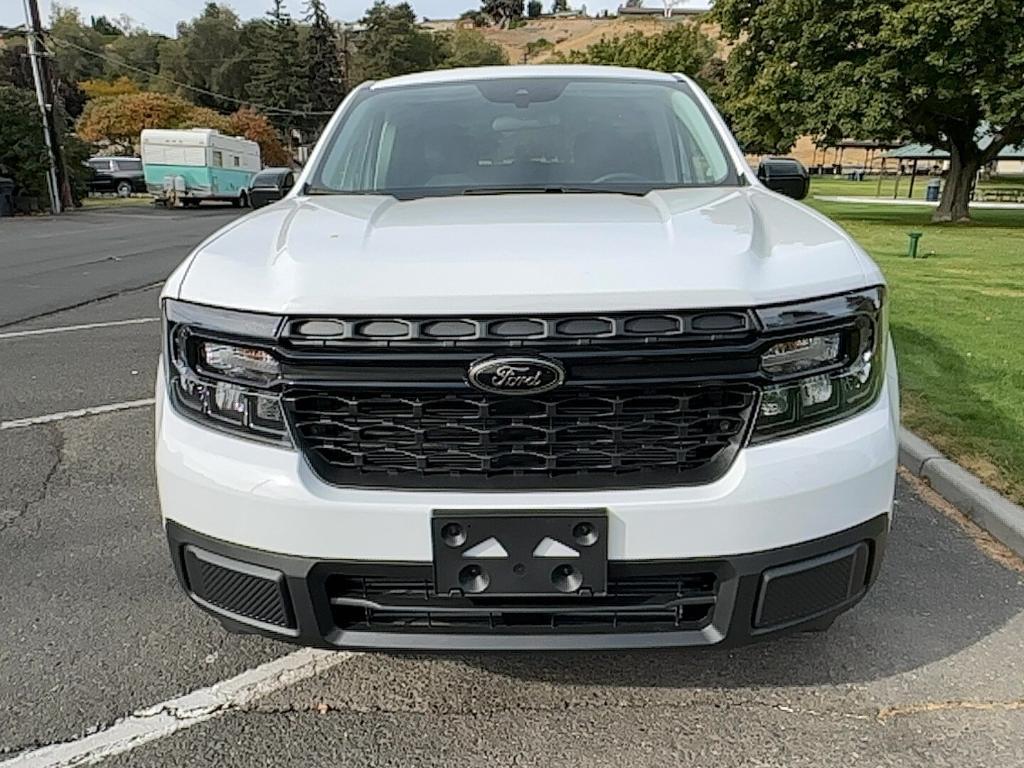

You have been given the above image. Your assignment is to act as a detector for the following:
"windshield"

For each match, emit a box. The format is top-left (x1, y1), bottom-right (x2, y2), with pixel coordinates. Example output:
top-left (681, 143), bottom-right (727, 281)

top-left (308, 77), bottom-right (738, 199)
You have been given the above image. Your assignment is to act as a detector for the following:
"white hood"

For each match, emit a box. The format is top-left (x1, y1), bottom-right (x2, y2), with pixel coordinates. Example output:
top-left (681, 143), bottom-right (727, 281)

top-left (173, 187), bottom-right (880, 314)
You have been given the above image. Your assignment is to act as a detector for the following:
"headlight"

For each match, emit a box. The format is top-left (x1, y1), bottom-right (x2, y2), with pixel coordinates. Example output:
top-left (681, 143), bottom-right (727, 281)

top-left (760, 333), bottom-right (841, 375)
top-left (163, 300), bottom-right (290, 444)
top-left (751, 287), bottom-right (887, 443)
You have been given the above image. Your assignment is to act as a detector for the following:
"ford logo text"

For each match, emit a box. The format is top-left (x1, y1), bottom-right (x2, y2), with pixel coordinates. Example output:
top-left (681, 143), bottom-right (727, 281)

top-left (467, 357), bottom-right (566, 395)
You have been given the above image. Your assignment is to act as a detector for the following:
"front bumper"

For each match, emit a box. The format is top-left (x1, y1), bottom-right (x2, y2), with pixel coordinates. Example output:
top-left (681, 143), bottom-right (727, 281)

top-left (167, 513), bottom-right (888, 649)
top-left (156, 364), bottom-right (898, 649)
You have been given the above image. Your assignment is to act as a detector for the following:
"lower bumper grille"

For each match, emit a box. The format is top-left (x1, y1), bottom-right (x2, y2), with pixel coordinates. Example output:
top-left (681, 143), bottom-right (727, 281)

top-left (284, 384), bottom-right (756, 490)
top-left (325, 567), bottom-right (719, 634)
top-left (183, 546), bottom-right (294, 629)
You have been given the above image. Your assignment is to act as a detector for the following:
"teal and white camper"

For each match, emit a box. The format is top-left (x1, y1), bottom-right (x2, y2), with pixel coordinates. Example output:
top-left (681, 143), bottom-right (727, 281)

top-left (141, 128), bottom-right (261, 208)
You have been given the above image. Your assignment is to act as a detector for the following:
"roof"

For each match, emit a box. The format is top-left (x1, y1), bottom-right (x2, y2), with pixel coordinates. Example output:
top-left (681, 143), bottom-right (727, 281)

top-left (370, 65), bottom-right (679, 90)
top-left (886, 141), bottom-right (1024, 160)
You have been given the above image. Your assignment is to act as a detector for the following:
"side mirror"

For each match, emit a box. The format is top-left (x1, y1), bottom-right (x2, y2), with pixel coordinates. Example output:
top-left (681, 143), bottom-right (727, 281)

top-left (757, 158), bottom-right (810, 200)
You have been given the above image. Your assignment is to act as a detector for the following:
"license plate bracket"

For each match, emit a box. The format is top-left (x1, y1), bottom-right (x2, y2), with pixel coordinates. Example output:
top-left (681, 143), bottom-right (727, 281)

top-left (431, 509), bottom-right (608, 597)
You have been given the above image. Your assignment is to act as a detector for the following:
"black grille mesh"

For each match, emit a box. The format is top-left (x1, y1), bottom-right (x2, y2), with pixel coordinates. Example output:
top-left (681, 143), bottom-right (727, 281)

top-left (283, 385), bottom-right (756, 489)
top-left (183, 547), bottom-right (293, 628)
top-left (326, 568), bottom-right (719, 634)
top-left (754, 544), bottom-right (869, 629)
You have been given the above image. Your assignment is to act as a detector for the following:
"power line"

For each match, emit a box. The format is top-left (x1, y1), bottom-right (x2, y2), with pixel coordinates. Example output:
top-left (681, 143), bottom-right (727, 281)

top-left (46, 35), bottom-right (335, 117)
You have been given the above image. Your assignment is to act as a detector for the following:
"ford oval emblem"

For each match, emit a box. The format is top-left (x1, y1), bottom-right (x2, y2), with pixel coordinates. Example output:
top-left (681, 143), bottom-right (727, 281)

top-left (468, 356), bottom-right (566, 395)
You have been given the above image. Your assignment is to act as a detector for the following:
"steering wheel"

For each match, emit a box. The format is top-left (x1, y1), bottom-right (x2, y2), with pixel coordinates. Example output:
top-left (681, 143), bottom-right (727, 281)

top-left (590, 172), bottom-right (648, 184)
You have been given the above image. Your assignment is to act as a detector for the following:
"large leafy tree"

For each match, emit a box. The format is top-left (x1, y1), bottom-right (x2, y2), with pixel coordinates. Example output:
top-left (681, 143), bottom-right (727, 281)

top-left (1, 84), bottom-right (89, 208)
top-left (157, 4), bottom-right (249, 111)
top-left (355, 2), bottom-right (446, 81)
top-left (553, 24), bottom-right (718, 83)
top-left (303, 0), bottom-right (346, 132)
top-left (49, 6), bottom-right (106, 83)
top-left (248, 0), bottom-right (306, 134)
top-left (76, 91), bottom-right (196, 149)
top-left (715, 0), bottom-right (1024, 222)
top-left (76, 92), bottom-right (288, 165)
top-left (228, 107), bottom-right (292, 166)
top-left (482, 0), bottom-right (525, 28)
top-left (438, 28), bottom-right (509, 68)
top-left (0, 86), bottom-right (50, 201)
top-left (105, 30), bottom-right (165, 90)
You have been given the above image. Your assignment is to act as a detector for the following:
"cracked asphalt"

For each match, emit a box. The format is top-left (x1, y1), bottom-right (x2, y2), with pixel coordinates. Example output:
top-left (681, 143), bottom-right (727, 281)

top-left (2, 206), bottom-right (1024, 766)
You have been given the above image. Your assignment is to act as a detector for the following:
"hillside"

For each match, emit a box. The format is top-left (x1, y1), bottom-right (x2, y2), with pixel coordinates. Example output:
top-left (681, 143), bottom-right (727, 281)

top-left (424, 15), bottom-right (723, 64)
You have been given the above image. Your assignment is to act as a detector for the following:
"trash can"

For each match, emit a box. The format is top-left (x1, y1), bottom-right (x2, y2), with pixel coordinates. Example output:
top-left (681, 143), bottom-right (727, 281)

top-left (925, 179), bottom-right (941, 202)
top-left (0, 177), bottom-right (14, 217)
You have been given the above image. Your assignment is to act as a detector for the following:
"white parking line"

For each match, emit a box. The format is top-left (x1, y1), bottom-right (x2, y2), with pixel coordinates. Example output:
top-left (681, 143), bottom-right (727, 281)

top-left (0, 399), bottom-right (155, 431)
top-left (1, 649), bottom-right (353, 767)
top-left (0, 318), bottom-right (159, 341)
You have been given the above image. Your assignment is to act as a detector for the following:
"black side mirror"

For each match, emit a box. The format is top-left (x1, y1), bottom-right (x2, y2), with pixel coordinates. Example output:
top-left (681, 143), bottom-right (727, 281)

top-left (757, 158), bottom-right (810, 200)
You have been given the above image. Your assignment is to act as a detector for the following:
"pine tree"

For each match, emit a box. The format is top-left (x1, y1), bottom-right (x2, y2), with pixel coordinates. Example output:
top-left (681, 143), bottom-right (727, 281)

top-left (248, 0), bottom-right (304, 136)
top-left (302, 0), bottom-right (345, 135)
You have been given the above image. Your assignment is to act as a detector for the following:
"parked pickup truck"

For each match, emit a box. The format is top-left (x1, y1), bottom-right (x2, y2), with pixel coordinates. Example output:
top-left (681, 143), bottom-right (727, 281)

top-left (156, 66), bottom-right (899, 650)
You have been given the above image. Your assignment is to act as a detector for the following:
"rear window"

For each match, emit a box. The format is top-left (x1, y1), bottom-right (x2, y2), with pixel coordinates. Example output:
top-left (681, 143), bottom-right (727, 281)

top-left (115, 160), bottom-right (142, 171)
top-left (252, 171), bottom-right (285, 187)
top-left (309, 77), bottom-right (738, 199)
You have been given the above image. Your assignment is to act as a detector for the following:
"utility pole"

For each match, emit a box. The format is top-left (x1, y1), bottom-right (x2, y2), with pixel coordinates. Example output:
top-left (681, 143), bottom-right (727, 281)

top-left (23, 0), bottom-right (66, 213)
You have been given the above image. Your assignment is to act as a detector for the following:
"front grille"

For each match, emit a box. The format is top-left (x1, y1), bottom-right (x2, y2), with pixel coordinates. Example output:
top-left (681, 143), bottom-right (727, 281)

top-left (282, 309), bottom-right (756, 349)
top-left (325, 566), bottom-right (719, 634)
top-left (283, 384), bottom-right (757, 490)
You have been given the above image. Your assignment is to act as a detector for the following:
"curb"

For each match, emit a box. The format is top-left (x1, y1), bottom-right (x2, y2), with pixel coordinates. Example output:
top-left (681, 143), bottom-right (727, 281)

top-left (900, 427), bottom-right (1024, 558)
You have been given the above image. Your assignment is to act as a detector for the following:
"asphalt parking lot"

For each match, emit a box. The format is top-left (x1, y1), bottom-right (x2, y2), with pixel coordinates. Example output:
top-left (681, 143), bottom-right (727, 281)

top-left (1, 206), bottom-right (1023, 767)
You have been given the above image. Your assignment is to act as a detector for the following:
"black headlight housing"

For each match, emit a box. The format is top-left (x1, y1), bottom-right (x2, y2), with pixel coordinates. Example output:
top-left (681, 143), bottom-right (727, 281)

top-left (751, 286), bottom-right (887, 443)
top-left (163, 299), bottom-right (291, 445)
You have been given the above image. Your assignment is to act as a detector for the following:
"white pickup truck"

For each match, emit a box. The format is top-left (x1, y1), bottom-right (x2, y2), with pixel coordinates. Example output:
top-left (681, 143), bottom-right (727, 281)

top-left (156, 66), bottom-right (898, 650)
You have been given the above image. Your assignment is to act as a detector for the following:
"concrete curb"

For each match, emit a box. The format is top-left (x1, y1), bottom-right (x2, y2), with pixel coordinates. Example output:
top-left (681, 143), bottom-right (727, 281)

top-left (900, 427), bottom-right (1024, 558)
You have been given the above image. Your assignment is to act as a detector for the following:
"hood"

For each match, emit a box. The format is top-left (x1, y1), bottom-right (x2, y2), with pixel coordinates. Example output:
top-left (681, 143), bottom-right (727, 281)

top-left (175, 187), bottom-right (878, 315)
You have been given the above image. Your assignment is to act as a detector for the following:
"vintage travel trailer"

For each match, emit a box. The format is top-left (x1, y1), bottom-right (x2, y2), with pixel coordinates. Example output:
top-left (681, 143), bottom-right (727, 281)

top-left (141, 128), bottom-right (261, 207)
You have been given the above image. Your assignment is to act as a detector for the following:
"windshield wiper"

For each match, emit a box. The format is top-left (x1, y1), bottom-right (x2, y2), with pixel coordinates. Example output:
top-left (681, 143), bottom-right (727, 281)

top-left (302, 184), bottom-right (389, 196)
top-left (462, 186), bottom-right (647, 197)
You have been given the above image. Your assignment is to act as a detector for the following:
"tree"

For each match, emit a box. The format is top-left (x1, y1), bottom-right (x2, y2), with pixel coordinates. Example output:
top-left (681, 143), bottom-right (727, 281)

top-left (178, 106), bottom-right (232, 132)
top-left (527, 0), bottom-right (542, 18)
top-left (303, 0), bottom-right (346, 131)
top-left (157, 4), bottom-right (248, 111)
top-left (483, 0), bottom-right (525, 27)
top-left (49, 6), bottom-right (106, 84)
top-left (458, 9), bottom-right (490, 27)
top-left (553, 24), bottom-right (716, 82)
top-left (76, 91), bottom-right (195, 150)
top-left (551, 0), bottom-right (568, 13)
top-left (1, 85), bottom-right (89, 209)
top-left (80, 76), bottom-right (140, 99)
top-left (438, 29), bottom-right (509, 68)
top-left (75, 91), bottom-right (289, 166)
top-left (105, 30), bottom-right (165, 90)
top-left (0, 36), bottom-right (33, 90)
top-left (90, 15), bottom-right (124, 36)
top-left (0, 86), bottom-right (49, 203)
top-left (248, 0), bottom-right (305, 133)
top-left (715, 0), bottom-right (1024, 223)
top-left (229, 108), bottom-right (291, 166)
top-left (355, 2), bottom-right (447, 81)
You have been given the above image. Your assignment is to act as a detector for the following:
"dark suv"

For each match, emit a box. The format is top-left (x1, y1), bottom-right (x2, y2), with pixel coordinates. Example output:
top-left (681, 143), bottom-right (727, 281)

top-left (86, 157), bottom-right (146, 197)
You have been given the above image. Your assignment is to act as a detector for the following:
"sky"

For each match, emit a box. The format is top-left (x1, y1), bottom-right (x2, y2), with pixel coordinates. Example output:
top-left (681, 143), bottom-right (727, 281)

top-left (3, 0), bottom-right (712, 34)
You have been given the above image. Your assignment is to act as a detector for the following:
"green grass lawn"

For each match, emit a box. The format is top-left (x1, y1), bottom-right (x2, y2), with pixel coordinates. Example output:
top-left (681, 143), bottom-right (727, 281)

top-left (806, 179), bottom-right (1024, 503)
top-left (811, 174), bottom-right (1024, 201)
